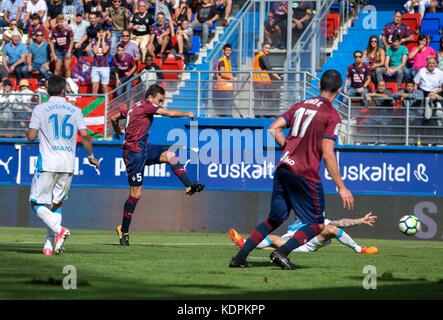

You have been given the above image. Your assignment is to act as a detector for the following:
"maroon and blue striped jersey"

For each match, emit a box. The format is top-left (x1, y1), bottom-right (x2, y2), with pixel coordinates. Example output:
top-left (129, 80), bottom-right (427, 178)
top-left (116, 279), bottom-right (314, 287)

top-left (121, 100), bottom-right (162, 153)
top-left (277, 96), bottom-right (341, 182)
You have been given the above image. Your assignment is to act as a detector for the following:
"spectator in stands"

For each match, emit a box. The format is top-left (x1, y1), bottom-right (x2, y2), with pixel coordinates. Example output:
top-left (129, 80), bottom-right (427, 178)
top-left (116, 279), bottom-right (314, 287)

top-left (381, 10), bottom-right (414, 50)
top-left (173, 19), bottom-right (193, 59)
top-left (363, 80), bottom-right (394, 145)
top-left (190, 0), bottom-right (219, 49)
top-left (438, 37), bottom-right (443, 70)
top-left (78, 13), bottom-right (110, 57)
top-left (140, 54), bottom-right (164, 85)
top-left (376, 34), bottom-right (409, 88)
top-left (150, 0), bottom-right (176, 35)
top-left (213, 43), bottom-right (237, 117)
top-left (252, 41), bottom-right (282, 118)
top-left (264, 15), bottom-right (282, 49)
top-left (91, 25), bottom-right (111, 94)
top-left (392, 79), bottom-right (425, 141)
top-left (23, 30), bottom-right (51, 83)
top-left (404, 0), bottom-right (429, 18)
top-left (147, 12), bottom-right (174, 59)
top-left (0, 66), bottom-right (9, 82)
top-left (414, 55), bottom-right (443, 124)
top-left (174, 0), bottom-right (190, 28)
top-left (47, 0), bottom-right (64, 28)
top-left (0, 0), bottom-right (25, 28)
top-left (84, 0), bottom-right (104, 20)
top-left (363, 35), bottom-right (385, 87)
top-left (104, 0), bottom-right (131, 55)
top-left (343, 50), bottom-right (371, 113)
top-left (406, 34), bottom-right (437, 81)
top-left (186, 0), bottom-right (199, 23)
top-left (215, 0), bottom-right (233, 27)
top-left (115, 29), bottom-right (142, 62)
top-left (407, 0), bottom-right (441, 14)
top-left (49, 14), bottom-right (74, 78)
top-left (129, 0), bottom-right (154, 63)
top-left (15, 79), bottom-right (35, 129)
top-left (268, 1), bottom-right (289, 49)
top-left (70, 13), bottom-right (91, 58)
top-left (2, 31), bottom-right (27, 81)
top-left (113, 43), bottom-right (137, 99)
top-left (291, 1), bottom-right (314, 39)
top-left (0, 79), bottom-right (16, 137)
top-left (63, 0), bottom-right (84, 25)
top-left (23, 0), bottom-right (48, 29)
top-left (2, 19), bottom-right (23, 44)
top-left (27, 13), bottom-right (47, 45)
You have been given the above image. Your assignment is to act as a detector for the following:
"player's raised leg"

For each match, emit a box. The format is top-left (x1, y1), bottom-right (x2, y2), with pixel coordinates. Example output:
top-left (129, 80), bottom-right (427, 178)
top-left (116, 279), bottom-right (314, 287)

top-left (159, 150), bottom-right (204, 196)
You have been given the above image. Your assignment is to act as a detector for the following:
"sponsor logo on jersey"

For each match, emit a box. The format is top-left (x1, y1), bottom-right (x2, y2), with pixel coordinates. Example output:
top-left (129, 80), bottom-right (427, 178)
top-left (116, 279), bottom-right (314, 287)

top-left (280, 151), bottom-right (295, 166)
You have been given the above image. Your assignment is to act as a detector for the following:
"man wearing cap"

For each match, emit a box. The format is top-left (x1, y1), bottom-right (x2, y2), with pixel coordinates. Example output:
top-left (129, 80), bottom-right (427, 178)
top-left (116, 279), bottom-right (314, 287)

top-left (23, 28), bottom-right (50, 83)
top-left (2, 31), bottom-right (27, 80)
top-left (49, 14), bottom-right (74, 78)
top-left (70, 13), bottom-right (90, 58)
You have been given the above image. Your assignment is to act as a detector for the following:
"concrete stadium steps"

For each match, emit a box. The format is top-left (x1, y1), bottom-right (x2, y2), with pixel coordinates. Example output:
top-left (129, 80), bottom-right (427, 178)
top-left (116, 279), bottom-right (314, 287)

top-left (315, 8), bottom-right (396, 85)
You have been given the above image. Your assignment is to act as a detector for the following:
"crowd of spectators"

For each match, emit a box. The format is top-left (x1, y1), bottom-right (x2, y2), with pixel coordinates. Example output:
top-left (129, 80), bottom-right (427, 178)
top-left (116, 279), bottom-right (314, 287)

top-left (343, 8), bottom-right (443, 144)
top-left (0, 0), bottom-right (232, 136)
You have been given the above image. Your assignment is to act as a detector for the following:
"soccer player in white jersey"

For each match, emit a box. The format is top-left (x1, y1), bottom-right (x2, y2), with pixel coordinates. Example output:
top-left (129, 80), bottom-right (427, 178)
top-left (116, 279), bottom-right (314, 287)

top-left (26, 75), bottom-right (100, 255)
top-left (229, 212), bottom-right (378, 254)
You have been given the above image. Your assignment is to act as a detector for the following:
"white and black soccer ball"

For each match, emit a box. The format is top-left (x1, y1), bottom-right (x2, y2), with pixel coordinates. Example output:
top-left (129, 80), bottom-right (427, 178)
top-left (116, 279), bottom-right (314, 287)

top-left (399, 215), bottom-right (421, 236)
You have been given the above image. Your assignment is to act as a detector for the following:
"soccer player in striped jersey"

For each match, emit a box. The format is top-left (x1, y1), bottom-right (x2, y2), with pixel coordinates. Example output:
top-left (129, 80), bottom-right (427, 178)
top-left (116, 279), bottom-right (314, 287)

top-left (229, 212), bottom-right (378, 254)
top-left (230, 70), bottom-right (354, 269)
top-left (111, 84), bottom-right (204, 246)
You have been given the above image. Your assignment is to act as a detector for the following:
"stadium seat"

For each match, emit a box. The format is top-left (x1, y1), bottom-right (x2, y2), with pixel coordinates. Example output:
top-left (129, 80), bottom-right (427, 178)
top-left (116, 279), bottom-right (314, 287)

top-left (385, 82), bottom-right (398, 94)
top-left (420, 17), bottom-right (440, 36)
top-left (326, 13), bottom-right (340, 39)
top-left (25, 78), bottom-right (38, 91)
top-left (160, 58), bottom-right (184, 80)
top-left (402, 13), bottom-right (421, 35)
top-left (188, 36), bottom-right (201, 55)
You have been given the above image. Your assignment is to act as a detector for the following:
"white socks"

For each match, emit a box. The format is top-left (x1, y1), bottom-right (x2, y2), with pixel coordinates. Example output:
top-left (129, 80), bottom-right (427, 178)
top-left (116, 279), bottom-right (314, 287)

top-left (34, 205), bottom-right (62, 235)
top-left (336, 229), bottom-right (361, 253)
top-left (43, 209), bottom-right (62, 250)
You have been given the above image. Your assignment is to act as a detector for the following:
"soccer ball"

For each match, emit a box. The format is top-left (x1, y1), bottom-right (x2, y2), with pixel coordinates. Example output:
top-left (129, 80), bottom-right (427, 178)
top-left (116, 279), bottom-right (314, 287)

top-left (399, 215), bottom-right (421, 236)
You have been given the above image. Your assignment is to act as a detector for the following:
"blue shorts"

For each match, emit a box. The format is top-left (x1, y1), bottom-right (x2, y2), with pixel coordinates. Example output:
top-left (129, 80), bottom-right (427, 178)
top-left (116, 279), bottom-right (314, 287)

top-left (268, 167), bottom-right (325, 225)
top-left (123, 144), bottom-right (167, 186)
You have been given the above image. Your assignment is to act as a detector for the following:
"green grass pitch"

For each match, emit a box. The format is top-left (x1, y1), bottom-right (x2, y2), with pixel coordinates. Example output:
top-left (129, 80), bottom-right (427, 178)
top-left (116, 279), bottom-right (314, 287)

top-left (1, 227), bottom-right (443, 300)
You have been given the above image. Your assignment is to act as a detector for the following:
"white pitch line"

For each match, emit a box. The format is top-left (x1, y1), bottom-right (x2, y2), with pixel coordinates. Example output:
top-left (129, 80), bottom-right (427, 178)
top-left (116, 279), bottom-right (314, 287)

top-left (0, 241), bottom-right (233, 246)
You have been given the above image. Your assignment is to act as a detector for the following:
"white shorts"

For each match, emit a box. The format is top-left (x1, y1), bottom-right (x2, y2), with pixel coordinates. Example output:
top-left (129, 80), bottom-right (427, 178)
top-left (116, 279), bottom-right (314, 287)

top-left (29, 172), bottom-right (73, 205)
top-left (91, 66), bottom-right (110, 85)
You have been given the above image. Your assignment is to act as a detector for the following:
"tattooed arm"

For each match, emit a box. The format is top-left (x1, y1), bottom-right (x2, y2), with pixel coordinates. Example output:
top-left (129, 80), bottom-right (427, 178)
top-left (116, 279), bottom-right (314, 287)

top-left (329, 212), bottom-right (377, 228)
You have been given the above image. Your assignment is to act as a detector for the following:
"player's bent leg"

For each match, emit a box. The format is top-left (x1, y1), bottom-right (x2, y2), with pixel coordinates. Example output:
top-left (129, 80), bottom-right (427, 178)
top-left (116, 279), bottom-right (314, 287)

top-left (230, 218), bottom-right (283, 268)
top-left (160, 150), bottom-right (205, 195)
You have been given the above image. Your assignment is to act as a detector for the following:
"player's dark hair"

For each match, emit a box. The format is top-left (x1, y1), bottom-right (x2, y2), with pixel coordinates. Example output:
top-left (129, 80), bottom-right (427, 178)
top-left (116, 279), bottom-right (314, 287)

top-left (392, 34), bottom-right (401, 43)
top-left (48, 75), bottom-right (66, 96)
top-left (320, 70), bottom-right (342, 93)
top-left (223, 43), bottom-right (232, 50)
top-left (145, 84), bottom-right (165, 99)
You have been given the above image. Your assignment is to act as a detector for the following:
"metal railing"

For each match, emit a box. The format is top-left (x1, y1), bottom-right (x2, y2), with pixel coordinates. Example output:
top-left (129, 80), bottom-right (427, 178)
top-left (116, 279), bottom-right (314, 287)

top-left (2, 70), bottom-right (442, 146)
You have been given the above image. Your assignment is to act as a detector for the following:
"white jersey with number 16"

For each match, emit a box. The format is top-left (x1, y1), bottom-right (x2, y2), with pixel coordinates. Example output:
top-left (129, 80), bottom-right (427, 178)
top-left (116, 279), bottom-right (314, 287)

top-left (29, 96), bottom-right (87, 173)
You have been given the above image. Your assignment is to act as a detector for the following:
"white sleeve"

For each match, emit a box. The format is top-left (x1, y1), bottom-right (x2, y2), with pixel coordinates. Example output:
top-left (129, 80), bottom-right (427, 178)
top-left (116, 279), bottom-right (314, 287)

top-left (29, 109), bottom-right (41, 129)
top-left (74, 109), bottom-right (87, 131)
top-left (324, 219), bottom-right (331, 226)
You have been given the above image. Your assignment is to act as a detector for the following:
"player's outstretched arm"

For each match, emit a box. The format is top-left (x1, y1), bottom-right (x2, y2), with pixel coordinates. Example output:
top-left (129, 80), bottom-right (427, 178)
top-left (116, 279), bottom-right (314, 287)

top-left (79, 128), bottom-right (100, 169)
top-left (110, 112), bottom-right (125, 140)
top-left (268, 116), bottom-right (287, 148)
top-left (156, 108), bottom-right (194, 120)
top-left (329, 211), bottom-right (378, 228)
top-left (322, 138), bottom-right (354, 210)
